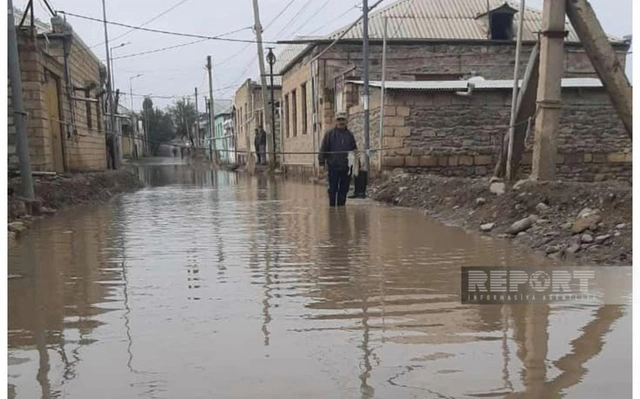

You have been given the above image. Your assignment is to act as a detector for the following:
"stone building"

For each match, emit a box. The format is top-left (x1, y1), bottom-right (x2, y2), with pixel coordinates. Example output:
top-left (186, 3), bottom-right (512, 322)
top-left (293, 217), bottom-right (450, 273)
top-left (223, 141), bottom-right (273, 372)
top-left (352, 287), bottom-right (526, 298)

top-left (345, 78), bottom-right (631, 182)
top-left (8, 12), bottom-right (108, 173)
top-left (232, 79), bottom-right (282, 165)
top-left (276, 0), bottom-right (629, 174)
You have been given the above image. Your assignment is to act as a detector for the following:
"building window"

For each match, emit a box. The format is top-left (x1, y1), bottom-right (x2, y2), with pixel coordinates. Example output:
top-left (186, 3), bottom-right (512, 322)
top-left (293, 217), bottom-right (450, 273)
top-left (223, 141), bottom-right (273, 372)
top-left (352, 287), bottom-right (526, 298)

top-left (301, 83), bottom-right (307, 134)
top-left (489, 6), bottom-right (516, 40)
top-left (85, 89), bottom-right (93, 129)
top-left (291, 89), bottom-right (297, 137)
top-left (284, 94), bottom-right (290, 138)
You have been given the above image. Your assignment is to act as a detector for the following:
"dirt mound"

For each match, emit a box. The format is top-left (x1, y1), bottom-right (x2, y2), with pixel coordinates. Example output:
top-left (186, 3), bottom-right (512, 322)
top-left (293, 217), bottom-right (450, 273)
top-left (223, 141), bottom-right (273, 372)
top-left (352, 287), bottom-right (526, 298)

top-left (370, 172), bottom-right (631, 266)
top-left (8, 170), bottom-right (144, 222)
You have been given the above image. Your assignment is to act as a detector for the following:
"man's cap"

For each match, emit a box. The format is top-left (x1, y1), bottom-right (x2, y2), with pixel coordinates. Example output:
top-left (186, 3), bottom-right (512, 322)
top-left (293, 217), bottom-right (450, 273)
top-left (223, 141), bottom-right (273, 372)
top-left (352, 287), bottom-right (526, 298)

top-left (336, 111), bottom-right (348, 120)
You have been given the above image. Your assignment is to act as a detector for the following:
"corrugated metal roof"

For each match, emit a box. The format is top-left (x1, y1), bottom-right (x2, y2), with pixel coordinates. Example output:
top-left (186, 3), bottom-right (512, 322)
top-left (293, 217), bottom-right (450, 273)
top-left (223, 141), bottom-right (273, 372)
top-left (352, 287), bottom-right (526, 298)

top-left (326, 0), bottom-right (620, 43)
top-left (347, 77), bottom-right (605, 90)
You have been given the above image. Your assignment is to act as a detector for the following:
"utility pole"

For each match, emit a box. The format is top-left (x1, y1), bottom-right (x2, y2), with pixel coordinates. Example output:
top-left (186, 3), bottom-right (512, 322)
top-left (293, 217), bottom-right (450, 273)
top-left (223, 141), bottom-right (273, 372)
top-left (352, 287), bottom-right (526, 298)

top-left (101, 0), bottom-right (119, 169)
top-left (378, 16), bottom-right (388, 173)
top-left (206, 56), bottom-right (217, 164)
top-left (362, 0), bottom-right (371, 175)
top-left (8, 0), bottom-right (35, 200)
top-left (565, 0), bottom-right (632, 138)
top-left (195, 87), bottom-right (200, 148)
top-left (266, 47), bottom-right (277, 166)
top-left (251, 0), bottom-right (275, 169)
top-left (506, 0), bottom-right (526, 181)
top-left (531, 0), bottom-right (566, 180)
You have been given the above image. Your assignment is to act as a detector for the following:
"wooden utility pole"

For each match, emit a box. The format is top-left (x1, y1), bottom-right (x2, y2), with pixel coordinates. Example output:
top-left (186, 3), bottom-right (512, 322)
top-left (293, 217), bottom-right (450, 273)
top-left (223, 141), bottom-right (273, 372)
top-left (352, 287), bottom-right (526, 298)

top-left (378, 17), bottom-right (388, 173)
top-left (251, 0), bottom-right (275, 169)
top-left (531, 0), bottom-right (566, 181)
top-left (565, 0), bottom-right (632, 139)
top-left (8, 0), bottom-right (35, 199)
top-left (206, 55), bottom-right (217, 165)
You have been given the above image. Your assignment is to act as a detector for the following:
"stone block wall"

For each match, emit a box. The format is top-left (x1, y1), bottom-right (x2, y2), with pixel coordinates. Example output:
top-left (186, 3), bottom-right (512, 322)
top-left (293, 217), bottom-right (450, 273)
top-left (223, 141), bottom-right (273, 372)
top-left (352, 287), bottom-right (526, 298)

top-left (8, 31), bottom-right (107, 173)
top-left (368, 87), bottom-right (631, 182)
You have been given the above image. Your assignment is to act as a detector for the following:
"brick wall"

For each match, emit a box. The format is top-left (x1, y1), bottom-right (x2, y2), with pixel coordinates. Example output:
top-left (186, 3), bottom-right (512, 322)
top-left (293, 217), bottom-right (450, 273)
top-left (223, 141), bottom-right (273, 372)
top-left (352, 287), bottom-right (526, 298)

top-left (349, 87), bottom-right (631, 182)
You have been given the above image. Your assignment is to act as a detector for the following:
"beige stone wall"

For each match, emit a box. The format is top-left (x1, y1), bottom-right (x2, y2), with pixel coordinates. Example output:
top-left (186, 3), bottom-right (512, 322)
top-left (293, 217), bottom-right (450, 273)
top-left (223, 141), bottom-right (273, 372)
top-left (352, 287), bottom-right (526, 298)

top-left (233, 80), bottom-right (281, 164)
top-left (281, 60), bottom-right (316, 166)
top-left (8, 32), bottom-right (106, 172)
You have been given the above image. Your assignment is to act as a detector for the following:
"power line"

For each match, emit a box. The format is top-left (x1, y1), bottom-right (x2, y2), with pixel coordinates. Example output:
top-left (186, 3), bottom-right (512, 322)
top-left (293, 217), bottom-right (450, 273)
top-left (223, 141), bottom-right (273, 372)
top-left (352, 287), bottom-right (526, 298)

top-left (58, 11), bottom-right (279, 44)
top-left (287, 0), bottom-right (338, 38)
top-left (89, 0), bottom-right (192, 49)
top-left (111, 26), bottom-right (252, 60)
top-left (271, 0), bottom-right (315, 40)
top-left (306, 2), bottom-right (360, 35)
top-left (264, 0), bottom-right (299, 31)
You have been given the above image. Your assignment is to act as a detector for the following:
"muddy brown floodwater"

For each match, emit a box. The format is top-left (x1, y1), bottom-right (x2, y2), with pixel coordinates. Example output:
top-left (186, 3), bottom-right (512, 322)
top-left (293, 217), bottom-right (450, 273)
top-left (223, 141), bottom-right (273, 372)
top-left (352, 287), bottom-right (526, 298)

top-left (8, 161), bottom-right (631, 399)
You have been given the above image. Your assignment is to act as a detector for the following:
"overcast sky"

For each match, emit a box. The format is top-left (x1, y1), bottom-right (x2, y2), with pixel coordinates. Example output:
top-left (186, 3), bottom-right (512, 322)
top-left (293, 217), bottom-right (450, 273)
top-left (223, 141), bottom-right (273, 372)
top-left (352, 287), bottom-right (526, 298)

top-left (29, 0), bottom-right (633, 110)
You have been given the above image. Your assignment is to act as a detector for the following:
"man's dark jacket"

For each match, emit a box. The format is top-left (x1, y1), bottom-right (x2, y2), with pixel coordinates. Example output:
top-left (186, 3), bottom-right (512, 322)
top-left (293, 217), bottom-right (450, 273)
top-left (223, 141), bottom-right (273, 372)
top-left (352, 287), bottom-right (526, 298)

top-left (318, 128), bottom-right (357, 170)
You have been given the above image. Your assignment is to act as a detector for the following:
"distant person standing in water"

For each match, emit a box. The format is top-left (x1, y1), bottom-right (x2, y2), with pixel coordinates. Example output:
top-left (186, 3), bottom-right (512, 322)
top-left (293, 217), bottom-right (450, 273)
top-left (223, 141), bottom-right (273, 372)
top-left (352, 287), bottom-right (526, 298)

top-left (318, 111), bottom-right (357, 207)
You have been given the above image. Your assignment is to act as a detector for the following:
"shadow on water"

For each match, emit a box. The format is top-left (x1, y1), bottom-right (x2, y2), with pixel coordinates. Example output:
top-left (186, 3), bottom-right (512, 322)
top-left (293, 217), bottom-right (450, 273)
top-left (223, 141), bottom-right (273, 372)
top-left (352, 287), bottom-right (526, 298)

top-left (8, 162), bottom-right (631, 399)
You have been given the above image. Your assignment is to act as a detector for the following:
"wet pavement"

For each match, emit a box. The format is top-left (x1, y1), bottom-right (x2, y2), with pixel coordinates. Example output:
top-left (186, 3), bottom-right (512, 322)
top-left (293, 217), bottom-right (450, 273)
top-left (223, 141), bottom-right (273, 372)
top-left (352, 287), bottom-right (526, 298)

top-left (8, 160), bottom-right (631, 398)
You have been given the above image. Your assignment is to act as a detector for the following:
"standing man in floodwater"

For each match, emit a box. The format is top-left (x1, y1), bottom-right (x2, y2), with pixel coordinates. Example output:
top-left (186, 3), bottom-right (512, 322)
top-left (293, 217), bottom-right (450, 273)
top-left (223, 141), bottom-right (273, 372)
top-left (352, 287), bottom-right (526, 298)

top-left (318, 111), bottom-right (357, 207)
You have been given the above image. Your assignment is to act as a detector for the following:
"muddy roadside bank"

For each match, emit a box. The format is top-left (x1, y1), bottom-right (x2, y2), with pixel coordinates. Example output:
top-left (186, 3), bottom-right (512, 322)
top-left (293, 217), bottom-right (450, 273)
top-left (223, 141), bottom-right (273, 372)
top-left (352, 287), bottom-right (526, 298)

top-left (368, 172), bottom-right (631, 266)
top-left (8, 170), bottom-right (144, 243)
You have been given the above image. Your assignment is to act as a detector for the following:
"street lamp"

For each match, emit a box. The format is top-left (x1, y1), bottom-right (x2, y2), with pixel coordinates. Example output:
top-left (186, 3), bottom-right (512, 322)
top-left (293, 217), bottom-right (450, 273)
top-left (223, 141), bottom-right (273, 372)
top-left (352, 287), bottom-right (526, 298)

top-left (266, 47), bottom-right (277, 166)
top-left (109, 41), bottom-right (130, 91)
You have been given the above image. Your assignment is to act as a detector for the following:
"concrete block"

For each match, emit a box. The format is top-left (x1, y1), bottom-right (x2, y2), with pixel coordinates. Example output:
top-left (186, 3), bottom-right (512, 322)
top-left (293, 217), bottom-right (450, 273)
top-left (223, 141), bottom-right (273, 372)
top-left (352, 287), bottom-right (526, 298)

top-left (383, 127), bottom-right (395, 137)
top-left (384, 156), bottom-right (405, 167)
top-left (474, 155), bottom-right (492, 165)
top-left (448, 156), bottom-right (459, 166)
top-left (607, 152), bottom-right (627, 163)
top-left (419, 156), bottom-right (438, 166)
top-left (396, 106), bottom-right (410, 116)
top-left (459, 155), bottom-right (474, 166)
top-left (385, 117), bottom-right (405, 127)
top-left (584, 153), bottom-right (593, 163)
top-left (384, 105), bottom-right (396, 116)
top-left (592, 153), bottom-right (606, 163)
top-left (624, 153), bottom-right (633, 162)
top-left (405, 156), bottom-right (420, 167)
top-left (438, 156), bottom-right (449, 166)
top-left (396, 147), bottom-right (411, 155)
top-left (393, 127), bottom-right (411, 137)
top-left (383, 137), bottom-right (404, 149)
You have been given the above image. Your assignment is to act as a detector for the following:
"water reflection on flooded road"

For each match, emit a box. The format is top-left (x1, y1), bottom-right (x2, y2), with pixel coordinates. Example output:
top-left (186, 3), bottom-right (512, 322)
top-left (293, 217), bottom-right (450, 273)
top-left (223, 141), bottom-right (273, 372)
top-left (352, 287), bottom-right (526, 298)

top-left (8, 162), bottom-right (631, 398)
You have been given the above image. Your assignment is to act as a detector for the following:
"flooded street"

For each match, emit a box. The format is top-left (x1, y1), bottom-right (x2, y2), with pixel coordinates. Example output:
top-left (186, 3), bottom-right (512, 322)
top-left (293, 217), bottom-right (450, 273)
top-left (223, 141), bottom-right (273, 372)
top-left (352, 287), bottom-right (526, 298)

top-left (8, 161), bottom-right (631, 399)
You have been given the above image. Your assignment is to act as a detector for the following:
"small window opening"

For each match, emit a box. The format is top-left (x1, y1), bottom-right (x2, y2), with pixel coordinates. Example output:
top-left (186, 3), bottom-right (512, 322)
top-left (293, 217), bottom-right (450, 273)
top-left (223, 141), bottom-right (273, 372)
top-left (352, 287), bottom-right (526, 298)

top-left (490, 12), bottom-right (514, 40)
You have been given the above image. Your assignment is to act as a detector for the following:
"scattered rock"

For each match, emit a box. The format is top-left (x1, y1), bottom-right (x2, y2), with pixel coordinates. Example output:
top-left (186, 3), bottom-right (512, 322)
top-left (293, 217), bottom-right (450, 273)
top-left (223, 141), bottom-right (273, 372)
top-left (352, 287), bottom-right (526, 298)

top-left (497, 234), bottom-right (510, 239)
top-left (548, 250), bottom-right (565, 261)
top-left (581, 233), bottom-right (594, 243)
top-left (546, 245), bottom-right (561, 255)
top-left (475, 197), bottom-right (487, 207)
top-left (398, 186), bottom-right (408, 193)
top-left (616, 223), bottom-right (627, 229)
top-left (517, 231), bottom-right (527, 237)
top-left (453, 205), bottom-right (460, 210)
top-left (480, 223), bottom-right (495, 232)
top-left (8, 221), bottom-right (26, 233)
top-left (614, 231), bottom-right (621, 237)
top-left (561, 222), bottom-right (573, 231)
top-left (535, 218), bottom-right (549, 225)
top-left (535, 203), bottom-right (550, 213)
top-left (513, 179), bottom-right (529, 191)
top-left (594, 234), bottom-right (611, 244)
top-left (508, 216), bottom-right (535, 235)
top-left (572, 211), bottom-right (602, 234)
top-left (489, 182), bottom-right (506, 196)
top-left (567, 243), bottom-right (581, 254)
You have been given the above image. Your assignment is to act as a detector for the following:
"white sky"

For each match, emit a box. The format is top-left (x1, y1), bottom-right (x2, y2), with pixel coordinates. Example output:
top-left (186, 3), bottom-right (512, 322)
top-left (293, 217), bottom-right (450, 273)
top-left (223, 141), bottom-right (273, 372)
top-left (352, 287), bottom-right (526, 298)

top-left (28, 0), bottom-right (633, 110)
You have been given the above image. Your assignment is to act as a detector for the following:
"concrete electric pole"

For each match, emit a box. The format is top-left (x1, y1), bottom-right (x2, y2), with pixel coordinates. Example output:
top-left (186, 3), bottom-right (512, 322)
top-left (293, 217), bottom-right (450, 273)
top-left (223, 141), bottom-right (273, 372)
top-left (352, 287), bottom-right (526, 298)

top-left (8, 0), bottom-right (35, 199)
top-left (206, 55), bottom-right (217, 165)
top-left (251, 0), bottom-right (275, 169)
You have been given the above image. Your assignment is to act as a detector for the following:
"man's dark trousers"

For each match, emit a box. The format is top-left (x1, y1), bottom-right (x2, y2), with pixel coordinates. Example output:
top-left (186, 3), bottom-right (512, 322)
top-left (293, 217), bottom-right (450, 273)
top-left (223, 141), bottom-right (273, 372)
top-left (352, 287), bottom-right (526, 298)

top-left (328, 166), bottom-right (350, 206)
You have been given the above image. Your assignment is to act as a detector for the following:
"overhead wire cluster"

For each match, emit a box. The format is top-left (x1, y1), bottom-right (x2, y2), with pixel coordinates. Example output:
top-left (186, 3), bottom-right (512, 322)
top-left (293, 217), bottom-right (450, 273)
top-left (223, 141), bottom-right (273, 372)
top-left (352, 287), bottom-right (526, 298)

top-left (56, 0), bottom-right (368, 104)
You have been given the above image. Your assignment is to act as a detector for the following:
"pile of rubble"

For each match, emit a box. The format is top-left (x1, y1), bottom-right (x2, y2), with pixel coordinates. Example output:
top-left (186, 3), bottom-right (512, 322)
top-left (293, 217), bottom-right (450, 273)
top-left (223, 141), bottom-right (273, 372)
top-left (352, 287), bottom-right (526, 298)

top-left (370, 172), bottom-right (632, 266)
